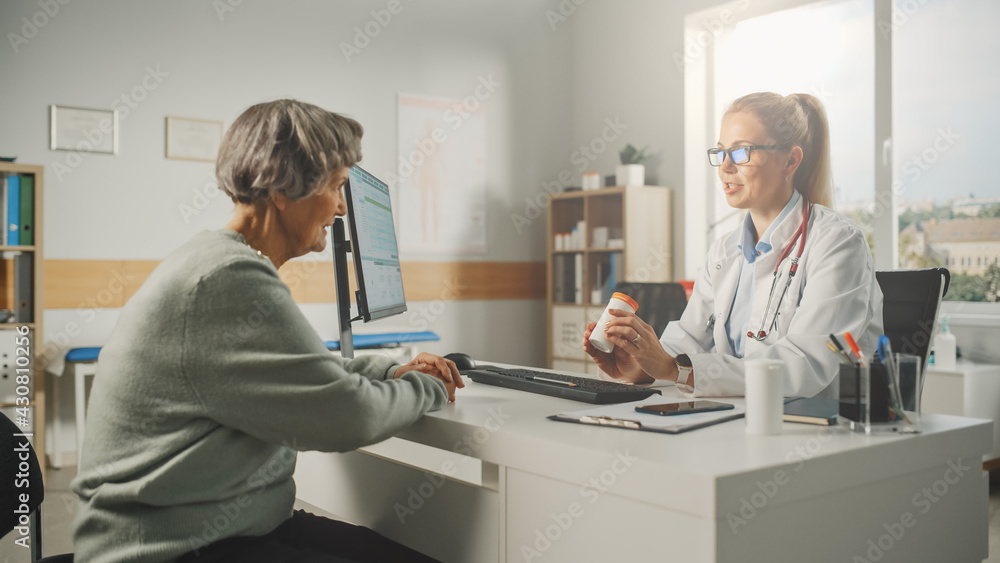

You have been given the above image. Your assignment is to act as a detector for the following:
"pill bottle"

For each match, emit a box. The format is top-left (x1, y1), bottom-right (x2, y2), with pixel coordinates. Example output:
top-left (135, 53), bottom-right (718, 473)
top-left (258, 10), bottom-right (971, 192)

top-left (588, 292), bottom-right (639, 354)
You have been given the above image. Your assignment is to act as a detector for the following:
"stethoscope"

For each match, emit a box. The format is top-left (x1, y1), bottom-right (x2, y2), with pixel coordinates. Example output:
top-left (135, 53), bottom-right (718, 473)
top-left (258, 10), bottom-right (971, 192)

top-left (746, 199), bottom-right (813, 342)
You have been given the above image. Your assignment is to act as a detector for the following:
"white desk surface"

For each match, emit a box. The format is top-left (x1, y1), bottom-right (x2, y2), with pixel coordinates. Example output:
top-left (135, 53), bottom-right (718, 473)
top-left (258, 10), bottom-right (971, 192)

top-left (391, 365), bottom-right (992, 518)
top-left (296, 363), bottom-right (993, 562)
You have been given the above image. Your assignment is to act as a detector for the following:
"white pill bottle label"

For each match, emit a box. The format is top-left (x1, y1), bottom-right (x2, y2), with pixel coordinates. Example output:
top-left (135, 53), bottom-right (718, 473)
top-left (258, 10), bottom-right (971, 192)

top-left (588, 292), bottom-right (639, 354)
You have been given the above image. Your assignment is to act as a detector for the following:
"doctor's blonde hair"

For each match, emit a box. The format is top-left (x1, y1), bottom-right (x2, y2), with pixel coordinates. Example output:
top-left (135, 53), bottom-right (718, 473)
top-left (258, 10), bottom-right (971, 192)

top-left (725, 92), bottom-right (833, 208)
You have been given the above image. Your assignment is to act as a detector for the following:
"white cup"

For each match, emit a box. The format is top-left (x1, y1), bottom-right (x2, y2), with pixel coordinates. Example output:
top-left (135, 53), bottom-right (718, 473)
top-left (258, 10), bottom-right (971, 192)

top-left (744, 359), bottom-right (785, 435)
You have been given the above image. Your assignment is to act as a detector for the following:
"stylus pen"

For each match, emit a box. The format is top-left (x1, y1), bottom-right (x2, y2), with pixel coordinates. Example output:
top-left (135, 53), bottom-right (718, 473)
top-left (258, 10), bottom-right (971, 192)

top-left (530, 376), bottom-right (577, 387)
top-left (826, 341), bottom-right (852, 365)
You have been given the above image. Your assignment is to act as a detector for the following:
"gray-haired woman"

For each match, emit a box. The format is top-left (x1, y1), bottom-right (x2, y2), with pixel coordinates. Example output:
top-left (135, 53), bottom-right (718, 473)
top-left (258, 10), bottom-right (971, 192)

top-left (72, 99), bottom-right (460, 563)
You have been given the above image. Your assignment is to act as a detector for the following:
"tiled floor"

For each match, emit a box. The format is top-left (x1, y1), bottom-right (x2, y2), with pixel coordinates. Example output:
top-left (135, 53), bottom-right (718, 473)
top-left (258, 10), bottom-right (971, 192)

top-left (3, 467), bottom-right (1000, 561)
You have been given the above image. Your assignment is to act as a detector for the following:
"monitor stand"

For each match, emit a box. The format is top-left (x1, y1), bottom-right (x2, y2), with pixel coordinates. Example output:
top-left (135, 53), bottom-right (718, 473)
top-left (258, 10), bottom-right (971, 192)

top-left (332, 217), bottom-right (355, 359)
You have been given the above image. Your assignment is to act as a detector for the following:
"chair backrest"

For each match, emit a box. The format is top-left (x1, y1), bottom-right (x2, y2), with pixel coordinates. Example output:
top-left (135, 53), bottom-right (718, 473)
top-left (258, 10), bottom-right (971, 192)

top-left (875, 268), bottom-right (950, 371)
top-left (1, 410), bottom-right (45, 537)
top-left (613, 282), bottom-right (689, 337)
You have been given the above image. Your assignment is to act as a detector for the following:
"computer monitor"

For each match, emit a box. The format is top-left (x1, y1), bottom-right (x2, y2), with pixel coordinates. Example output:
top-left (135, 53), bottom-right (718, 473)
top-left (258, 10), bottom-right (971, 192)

top-left (343, 165), bottom-right (407, 321)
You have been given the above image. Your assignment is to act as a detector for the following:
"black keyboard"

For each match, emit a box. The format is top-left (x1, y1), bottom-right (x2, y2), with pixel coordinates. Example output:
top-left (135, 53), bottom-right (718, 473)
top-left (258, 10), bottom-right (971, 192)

top-left (468, 366), bottom-right (661, 404)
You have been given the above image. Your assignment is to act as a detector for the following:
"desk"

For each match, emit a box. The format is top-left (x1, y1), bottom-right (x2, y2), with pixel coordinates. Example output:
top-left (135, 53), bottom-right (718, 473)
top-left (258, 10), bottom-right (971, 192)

top-left (294, 369), bottom-right (992, 562)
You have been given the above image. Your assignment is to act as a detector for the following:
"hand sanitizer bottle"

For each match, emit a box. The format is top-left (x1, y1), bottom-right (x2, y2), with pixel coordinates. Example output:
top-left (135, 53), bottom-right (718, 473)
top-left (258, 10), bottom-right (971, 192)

top-left (933, 317), bottom-right (957, 371)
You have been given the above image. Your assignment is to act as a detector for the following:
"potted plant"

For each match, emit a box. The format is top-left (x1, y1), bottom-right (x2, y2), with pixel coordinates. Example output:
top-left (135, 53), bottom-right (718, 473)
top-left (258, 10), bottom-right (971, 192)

top-left (616, 144), bottom-right (649, 187)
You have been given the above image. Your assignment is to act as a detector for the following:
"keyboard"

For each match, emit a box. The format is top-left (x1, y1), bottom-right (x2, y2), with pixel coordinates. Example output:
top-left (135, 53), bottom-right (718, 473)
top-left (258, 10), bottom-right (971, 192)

top-left (468, 366), bottom-right (661, 404)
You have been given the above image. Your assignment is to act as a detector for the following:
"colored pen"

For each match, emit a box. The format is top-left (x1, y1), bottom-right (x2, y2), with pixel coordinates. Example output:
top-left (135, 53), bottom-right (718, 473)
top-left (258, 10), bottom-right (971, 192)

top-left (876, 335), bottom-right (891, 364)
top-left (843, 332), bottom-right (865, 367)
top-left (829, 333), bottom-right (854, 365)
top-left (826, 341), bottom-right (852, 365)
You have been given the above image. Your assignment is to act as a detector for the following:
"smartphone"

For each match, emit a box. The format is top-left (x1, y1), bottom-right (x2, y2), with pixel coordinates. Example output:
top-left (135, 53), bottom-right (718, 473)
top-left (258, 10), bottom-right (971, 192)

top-left (634, 400), bottom-right (734, 416)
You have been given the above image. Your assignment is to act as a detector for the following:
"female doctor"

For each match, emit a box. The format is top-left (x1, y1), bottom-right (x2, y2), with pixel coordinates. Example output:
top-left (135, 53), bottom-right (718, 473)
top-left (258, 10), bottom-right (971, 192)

top-left (583, 92), bottom-right (883, 397)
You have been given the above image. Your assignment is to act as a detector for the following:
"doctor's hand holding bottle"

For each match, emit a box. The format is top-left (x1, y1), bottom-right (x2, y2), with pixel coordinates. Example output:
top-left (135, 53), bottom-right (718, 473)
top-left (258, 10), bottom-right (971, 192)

top-left (583, 309), bottom-right (679, 385)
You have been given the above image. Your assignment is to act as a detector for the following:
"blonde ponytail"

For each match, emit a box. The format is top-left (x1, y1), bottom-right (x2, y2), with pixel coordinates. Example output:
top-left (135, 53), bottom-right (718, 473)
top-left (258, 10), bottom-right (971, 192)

top-left (725, 92), bottom-right (833, 208)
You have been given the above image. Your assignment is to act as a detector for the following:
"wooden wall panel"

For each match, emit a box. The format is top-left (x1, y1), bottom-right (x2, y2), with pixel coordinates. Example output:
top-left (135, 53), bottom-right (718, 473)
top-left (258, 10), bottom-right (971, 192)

top-left (44, 260), bottom-right (129, 309)
top-left (41, 259), bottom-right (545, 308)
top-left (400, 261), bottom-right (546, 301)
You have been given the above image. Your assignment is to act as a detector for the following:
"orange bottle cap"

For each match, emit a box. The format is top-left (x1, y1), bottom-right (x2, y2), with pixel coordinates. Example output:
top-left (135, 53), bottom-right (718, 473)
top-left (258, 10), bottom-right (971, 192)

top-left (611, 292), bottom-right (638, 312)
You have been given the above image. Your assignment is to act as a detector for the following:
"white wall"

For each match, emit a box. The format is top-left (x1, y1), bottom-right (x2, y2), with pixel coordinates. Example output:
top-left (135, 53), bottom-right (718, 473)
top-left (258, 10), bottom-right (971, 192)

top-left (567, 0), bottom-right (714, 281)
top-left (0, 0), bottom-right (574, 261)
top-left (0, 0), bottom-right (583, 457)
top-left (0, 1), bottom-right (575, 331)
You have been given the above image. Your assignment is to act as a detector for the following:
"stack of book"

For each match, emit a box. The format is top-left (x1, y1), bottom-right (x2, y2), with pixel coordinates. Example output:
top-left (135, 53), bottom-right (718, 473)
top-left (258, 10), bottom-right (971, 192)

top-left (553, 253), bottom-right (583, 304)
top-left (1, 174), bottom-right (35, 246)
top-left (591, 252), bottom-right (623, 305)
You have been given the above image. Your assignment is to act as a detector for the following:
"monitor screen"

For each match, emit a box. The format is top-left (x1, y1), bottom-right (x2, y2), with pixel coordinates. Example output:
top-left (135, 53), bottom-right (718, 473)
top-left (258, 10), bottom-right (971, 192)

top-left (344, 166), bottom-right (407, 321)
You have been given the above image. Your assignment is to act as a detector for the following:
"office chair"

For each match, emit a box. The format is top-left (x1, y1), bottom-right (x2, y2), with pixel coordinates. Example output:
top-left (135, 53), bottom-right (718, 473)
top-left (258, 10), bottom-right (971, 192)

top-left (875, 268), bottom-right (950, 410)
top-left (613, 282), bottom-right (689, 336)
top-left (0, 411), bottom-right (75, 562)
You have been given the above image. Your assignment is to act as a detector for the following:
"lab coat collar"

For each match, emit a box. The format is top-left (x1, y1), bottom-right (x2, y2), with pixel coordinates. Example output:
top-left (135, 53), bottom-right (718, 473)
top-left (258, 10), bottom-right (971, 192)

top-left (763, 191), bottom-right (809, 256)
top-left (736, 190), bottom-right (801, 264)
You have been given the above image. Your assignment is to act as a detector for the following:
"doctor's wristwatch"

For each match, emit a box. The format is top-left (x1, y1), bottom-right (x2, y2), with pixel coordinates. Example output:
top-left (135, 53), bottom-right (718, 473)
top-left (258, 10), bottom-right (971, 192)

top-left (674, 354), bottom-right (695, 394)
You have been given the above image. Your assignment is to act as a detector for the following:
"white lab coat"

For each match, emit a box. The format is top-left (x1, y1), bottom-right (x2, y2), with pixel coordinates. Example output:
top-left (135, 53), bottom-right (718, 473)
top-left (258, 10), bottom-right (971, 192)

top-left (661, 202), bottom-right (883, 398)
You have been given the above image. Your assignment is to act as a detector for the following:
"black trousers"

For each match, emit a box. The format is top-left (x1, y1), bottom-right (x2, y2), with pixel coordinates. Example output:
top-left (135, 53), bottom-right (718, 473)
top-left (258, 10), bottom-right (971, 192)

top-left (174, 510), bottom-right (440, 563)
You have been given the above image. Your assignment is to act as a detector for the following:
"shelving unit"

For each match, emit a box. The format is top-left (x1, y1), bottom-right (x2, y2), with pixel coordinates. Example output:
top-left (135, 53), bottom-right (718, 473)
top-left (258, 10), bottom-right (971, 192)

top-left (0, 162), bottom-right (45, 465)
top-left (546, 185), bottom-right (672, 372)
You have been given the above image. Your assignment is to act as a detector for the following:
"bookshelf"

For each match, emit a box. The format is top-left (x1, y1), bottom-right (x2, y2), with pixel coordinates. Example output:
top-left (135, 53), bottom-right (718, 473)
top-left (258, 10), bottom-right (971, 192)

top-left (546, 185), bottom-right (672, 373)
top-left (0, 162), bottom-right (45, 466)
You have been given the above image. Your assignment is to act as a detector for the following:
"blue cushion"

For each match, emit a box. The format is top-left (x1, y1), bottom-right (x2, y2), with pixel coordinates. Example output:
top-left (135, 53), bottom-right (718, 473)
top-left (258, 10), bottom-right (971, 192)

top-left (325, 331), bottom-right (440, 351)
top-left (65, 347), bottom-right (101, 362)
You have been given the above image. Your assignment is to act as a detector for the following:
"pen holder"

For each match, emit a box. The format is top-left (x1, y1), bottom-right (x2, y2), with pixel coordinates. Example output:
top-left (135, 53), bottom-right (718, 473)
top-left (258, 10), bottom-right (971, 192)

top-left (838, 353), bottom-right (922, 434)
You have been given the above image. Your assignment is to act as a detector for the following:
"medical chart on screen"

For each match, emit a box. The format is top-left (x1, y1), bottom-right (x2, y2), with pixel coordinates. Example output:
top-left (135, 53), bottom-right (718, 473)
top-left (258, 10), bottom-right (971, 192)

top-left (349, 168), bottom-right (406, 313)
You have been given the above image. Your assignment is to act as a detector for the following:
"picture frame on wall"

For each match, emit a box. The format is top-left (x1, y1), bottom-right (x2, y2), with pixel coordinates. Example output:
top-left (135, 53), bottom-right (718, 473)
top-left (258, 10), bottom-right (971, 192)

top-left (165, 116), bottom-right (224, 162)
top-left (50, 105), bottom-right (118, 154)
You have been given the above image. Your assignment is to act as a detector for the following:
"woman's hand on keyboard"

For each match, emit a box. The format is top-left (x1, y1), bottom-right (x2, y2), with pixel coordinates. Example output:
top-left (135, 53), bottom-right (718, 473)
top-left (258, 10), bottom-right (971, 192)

top-left (395, 353), bottom-right (465, 402)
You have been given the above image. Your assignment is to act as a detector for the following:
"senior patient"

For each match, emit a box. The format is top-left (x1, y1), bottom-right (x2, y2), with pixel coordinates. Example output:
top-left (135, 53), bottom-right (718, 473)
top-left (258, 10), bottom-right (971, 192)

top-left (72, 99), bottom-right (461, 563)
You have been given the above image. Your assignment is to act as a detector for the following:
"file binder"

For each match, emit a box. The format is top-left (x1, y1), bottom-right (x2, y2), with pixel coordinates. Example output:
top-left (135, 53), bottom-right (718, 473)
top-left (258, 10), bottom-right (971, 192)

top-left (19, 175), bottom-right (33, 245)
top-left (6, 175), bottom-right (19, 245)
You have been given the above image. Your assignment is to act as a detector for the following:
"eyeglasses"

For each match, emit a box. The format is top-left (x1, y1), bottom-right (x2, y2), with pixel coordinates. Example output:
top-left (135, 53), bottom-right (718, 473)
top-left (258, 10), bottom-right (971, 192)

top-left (707, 145), bottom-right (788, 166)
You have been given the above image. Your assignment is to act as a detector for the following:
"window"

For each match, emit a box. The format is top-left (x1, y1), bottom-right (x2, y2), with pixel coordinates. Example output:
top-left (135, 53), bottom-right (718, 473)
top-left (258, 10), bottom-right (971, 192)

top-left (684, 0), bottom-right (1000, 309)
top-left (894, 0), bottom-right (1000, 303)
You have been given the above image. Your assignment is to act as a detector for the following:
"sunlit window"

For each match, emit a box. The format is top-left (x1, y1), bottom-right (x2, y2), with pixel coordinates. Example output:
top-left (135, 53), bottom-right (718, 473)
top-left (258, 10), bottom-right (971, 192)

top-left (704, 0), bottom-right (999, 304)
top-left (893, 0), bottom-right (1000, 302)
top-left (711, 1), bottom-right (874, 241)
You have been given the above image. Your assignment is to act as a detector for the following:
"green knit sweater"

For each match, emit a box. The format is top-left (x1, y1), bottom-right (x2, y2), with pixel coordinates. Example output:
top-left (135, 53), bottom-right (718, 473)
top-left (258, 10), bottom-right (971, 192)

top-left (71, 229), bottom-right (447, 562)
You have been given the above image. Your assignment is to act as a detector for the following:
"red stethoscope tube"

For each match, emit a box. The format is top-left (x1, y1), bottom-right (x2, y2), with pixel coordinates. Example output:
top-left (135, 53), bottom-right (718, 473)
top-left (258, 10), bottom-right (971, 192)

top-left (747, 199), bottom-right (813, 342)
